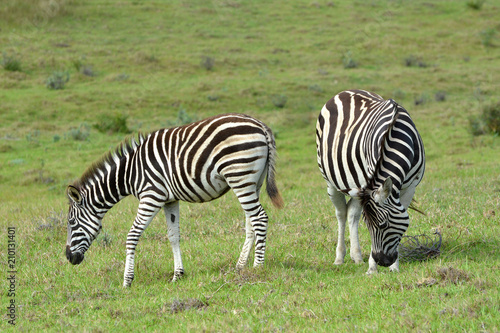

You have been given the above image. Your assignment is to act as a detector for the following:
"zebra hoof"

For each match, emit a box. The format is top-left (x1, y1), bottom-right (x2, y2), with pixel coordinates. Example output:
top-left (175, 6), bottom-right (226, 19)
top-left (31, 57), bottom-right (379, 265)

top-left (334, 259), bottom-right (344, 265)
top-left (171, 271), bottom-right (184, 282)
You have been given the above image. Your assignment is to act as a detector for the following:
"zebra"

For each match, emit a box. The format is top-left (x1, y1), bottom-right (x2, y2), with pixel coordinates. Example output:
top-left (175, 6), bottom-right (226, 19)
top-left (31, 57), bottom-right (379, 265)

top-left (66, 113), bottom-right (283, 287)
top-left (316, 90), bottom-right (425, 274)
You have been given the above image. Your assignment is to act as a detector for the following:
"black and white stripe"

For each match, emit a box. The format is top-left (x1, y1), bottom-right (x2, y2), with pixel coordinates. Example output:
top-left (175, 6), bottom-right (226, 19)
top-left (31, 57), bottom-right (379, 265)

top-left (66, 113), bottom-right (283, 287)
top-left (316, 90), bottom-right (425, 274)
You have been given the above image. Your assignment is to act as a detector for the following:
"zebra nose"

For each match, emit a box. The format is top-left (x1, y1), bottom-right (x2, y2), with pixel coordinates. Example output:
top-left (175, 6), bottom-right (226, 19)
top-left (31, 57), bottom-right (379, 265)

top-left (372, 251), bottom-right (397, 267)
top-left (66, 245), bottom-right (84, 265)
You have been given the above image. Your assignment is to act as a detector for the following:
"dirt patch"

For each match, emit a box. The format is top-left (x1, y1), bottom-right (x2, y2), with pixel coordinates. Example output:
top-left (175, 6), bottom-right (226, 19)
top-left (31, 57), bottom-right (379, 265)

top-left (162, 298), bottom-right (208, 314)
top-left (417, 266), bottom-right (472, 288)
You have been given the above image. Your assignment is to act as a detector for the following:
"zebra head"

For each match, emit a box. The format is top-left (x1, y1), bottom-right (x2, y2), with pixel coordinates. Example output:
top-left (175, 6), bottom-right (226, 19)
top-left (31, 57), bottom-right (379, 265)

top-left (65, 185), bottom-right (102, 265)
top-left (358, 177), bottom-right (409, 267)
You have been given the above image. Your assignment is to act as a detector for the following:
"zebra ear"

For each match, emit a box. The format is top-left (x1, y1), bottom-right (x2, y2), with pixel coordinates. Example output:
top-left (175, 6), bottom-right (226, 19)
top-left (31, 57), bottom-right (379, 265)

top-left (373, 177), bottom-right (392, 204)
top-left (67, 185), bottom-right (82, 204)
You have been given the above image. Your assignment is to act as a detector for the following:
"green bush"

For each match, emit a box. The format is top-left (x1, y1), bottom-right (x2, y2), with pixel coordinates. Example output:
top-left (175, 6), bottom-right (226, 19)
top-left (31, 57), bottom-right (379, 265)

top-left (2, 53), bottom-right (22, 72)
top-left (66, 123), bottom-right (90, 141)
top-left (342, 51), bottom-right (358, 69)
top-left (46, 71), bottom-right (70, 90)
top-left (469, 102), bottom-right (500, 136)
top-left (466, 0), bottom-right (486, 10)
top-left (94, 114), bottom-right (131, 134)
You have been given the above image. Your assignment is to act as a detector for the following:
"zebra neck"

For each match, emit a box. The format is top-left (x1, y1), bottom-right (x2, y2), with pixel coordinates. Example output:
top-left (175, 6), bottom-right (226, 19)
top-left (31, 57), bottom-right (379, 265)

top-left (82, 156), bottom-right (132, 212)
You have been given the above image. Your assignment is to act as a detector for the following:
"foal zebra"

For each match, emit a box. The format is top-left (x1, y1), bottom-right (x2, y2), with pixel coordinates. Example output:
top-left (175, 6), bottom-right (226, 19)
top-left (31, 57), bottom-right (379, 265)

top-left (66, 113), bottom-right (283, 287)
top-left (316, 90), bottom-right (425, 274)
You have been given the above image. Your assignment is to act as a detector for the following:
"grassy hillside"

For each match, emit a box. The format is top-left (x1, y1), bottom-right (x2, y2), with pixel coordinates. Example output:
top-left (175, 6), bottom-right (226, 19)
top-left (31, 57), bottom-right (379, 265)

top-left (1, 0), bottom-right (499, 331)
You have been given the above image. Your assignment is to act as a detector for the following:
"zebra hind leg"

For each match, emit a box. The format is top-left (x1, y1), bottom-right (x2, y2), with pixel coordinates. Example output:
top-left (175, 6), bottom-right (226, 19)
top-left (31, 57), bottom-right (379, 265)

top-left (236, 216), bottom-right (255, 269)
top-left (164, 201), bottom-right (184, 282)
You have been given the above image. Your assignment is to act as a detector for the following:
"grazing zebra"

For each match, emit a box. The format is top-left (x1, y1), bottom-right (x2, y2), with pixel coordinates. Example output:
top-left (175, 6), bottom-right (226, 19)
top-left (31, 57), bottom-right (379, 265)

top-left (316, 90), bottom-right (425, 274)
top-left (66, 113), bottom-right (283, 287)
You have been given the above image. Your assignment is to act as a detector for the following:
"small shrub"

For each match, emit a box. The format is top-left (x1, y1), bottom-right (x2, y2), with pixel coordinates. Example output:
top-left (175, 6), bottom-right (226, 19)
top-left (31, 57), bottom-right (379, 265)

top-left (167, 108), bottom-right (196, 126)
top-left (94, 114), bottom-right (131, 134)
top-left (308, 84), bottom-right (323, 94)
top-left (469, 102), bottom-right (500, 136)
top-left (2, 53), bottom-right (22, 72)
top-left (414, 93), bottom-right (428, 106)
top-left (393, 89), bottom-right (406, 101)
top-left (66, 123), bottom-right (90, 141)
top-left (96, 231), bottom-right (113, 248)
top-left (466, 0), bottom-right (486, 10)
top-left (480, 28), bottom-right (496, 48)
top-left (46, 71), bottom-right (70, 90)
top-left (272, 94), bottom-right (287, 108)
top-left (342, 51), bottom-right (358, 69)
top-left (200, 56), bottom-right (215, 71)
top-left (435, 91), bottom-right (447, 102)
top-left (81, 65), bottom-right (96, 77)
top-left (404, 55), bottom-right (428, 68)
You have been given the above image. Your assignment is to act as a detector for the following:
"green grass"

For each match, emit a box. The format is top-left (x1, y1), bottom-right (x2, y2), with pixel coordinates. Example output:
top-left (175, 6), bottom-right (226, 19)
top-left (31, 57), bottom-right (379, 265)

top-left (1, 0), bottom-right (500, 331)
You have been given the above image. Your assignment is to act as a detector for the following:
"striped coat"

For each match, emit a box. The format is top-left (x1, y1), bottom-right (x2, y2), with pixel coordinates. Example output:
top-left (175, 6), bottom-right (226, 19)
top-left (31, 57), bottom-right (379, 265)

top-left (66, 113), bottom-right (283, 286)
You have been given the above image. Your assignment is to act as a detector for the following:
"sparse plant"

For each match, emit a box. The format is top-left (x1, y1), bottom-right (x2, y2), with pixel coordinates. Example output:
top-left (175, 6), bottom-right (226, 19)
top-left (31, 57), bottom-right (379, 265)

top-left (81, 65), bottom-right (96, 77)
top-left (2, 53), bottom-right (22, 72)
top-left (96, 231), bottom-right (113, 247)
top-left (404, 55), bottom-right (428, 68)
top-left (480, 28), bottom-right (496, 47)
top-left (308, 84), bottom-right (323, 94)
top-left (342, 51), bottom-right (358, 69)
top-left (469, 101), bottom-right (500, 136)
top-left (393, 89), bottom-right (406, 101)
top-left (94, 114), bottom-right (131, 134)
top-left (272, 94), bottom-right (287, 108)
top-left (466, 0), bottom-right (486, 10)
top-left (435, 91), bottom-right (447, 102)
top-left (414, 93), bottom-right (429, 106)
top-left (167, 108), bottom-right (196, 126)
top-left (66, 123), bottom-right (90, 141)
top-left (201, 56), bottom-right (215, 71)
top-left (46, 71), bottom-right (70, 90)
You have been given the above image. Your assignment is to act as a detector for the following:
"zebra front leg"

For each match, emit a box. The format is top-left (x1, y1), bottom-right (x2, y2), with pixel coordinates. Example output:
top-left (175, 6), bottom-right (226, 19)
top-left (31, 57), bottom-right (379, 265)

top-left (163, 201), bottom-right (184, 282)
top-left (366, 252), bottom-right (378, 275)
top-left (236, 217), bottom-right (255, 269)
top-left (123, 202), bottom-right (161, 287)
top-left (347, 198), bottom-right (363, 264)
top-left (389, 256), bottom-right (399, 273)
top-left (328, 186), bottom-right (347, 265)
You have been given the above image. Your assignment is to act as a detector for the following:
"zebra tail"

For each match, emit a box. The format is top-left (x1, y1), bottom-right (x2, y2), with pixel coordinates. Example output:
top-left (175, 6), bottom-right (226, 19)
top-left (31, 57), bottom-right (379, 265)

top-left (263, 125), bottom-right (284, 209)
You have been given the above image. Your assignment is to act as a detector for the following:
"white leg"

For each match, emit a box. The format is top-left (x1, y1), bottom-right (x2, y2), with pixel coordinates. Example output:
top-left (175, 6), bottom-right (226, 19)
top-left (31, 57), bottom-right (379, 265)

top-left (366, 252), bottom-right (378, 275)
top-left (164, 201), bottom-right (184, 282)
top-left (346, 198), bottom-right (363, 264)
top-left (327, 186), bottom-right (347, 265)
top-left (236, 216), bottom-right (255, 269)
top-left (124, 202), bottom-right (161, 287)
top-left (389, 256), bottom-right (400, 272)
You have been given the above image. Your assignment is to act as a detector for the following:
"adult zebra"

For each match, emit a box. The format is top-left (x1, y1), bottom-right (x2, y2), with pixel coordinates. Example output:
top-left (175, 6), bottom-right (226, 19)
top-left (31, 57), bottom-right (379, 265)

top-left (316, 90), bottom-right (425, 274)
top-left (65, 113), bottom-right (283, 287)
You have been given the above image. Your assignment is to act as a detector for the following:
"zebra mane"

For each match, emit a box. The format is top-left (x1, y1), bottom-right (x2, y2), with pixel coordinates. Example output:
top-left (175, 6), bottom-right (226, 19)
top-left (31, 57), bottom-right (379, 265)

top-left (365, 100), bottom-right (400, 192)
top-left (73, 133), bottom-right (146, 189)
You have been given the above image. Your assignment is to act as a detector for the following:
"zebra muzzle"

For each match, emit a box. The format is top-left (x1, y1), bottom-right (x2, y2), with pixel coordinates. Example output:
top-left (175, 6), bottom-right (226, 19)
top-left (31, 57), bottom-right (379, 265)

top-left (66, 245), bottom-right (84, 265)
top-left (372, 251), bottom-right (397, 267)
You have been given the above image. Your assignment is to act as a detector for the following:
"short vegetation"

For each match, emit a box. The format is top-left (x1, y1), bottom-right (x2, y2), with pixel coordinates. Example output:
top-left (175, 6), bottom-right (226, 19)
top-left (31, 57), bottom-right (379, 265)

top-left (0, 0), bottom-right (499, 332)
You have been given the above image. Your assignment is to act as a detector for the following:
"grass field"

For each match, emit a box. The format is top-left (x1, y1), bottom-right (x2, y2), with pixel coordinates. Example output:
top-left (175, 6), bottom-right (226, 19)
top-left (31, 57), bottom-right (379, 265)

top-left (1, 0), bottom-right (499, 331)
